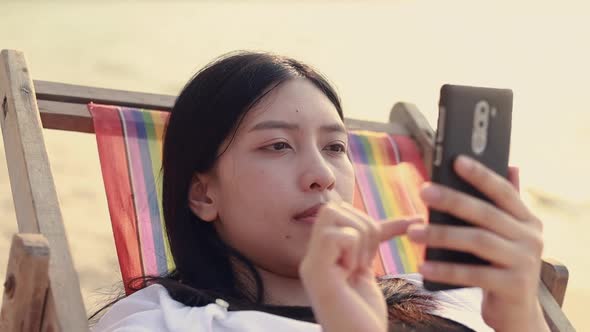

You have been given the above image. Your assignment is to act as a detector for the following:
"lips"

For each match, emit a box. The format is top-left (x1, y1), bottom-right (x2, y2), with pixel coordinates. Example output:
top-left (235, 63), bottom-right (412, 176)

top-left (293, 203), bottom-right (325, 224)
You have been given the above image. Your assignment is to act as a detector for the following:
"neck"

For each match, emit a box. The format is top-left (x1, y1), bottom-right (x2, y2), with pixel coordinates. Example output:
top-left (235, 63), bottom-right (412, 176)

top-left (230, 256), bottom-right (310, 307)
top-left (256, 267), bottom-right (311, 307)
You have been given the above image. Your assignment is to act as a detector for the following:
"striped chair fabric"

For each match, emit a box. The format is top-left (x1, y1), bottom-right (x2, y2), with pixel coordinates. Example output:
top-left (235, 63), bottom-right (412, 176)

top-left (90, 103), bottom-right (433, 294)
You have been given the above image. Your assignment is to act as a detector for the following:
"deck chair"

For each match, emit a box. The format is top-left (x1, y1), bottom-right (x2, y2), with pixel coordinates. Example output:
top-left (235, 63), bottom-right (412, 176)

top-left (0, 49), bottom-right (574, 331)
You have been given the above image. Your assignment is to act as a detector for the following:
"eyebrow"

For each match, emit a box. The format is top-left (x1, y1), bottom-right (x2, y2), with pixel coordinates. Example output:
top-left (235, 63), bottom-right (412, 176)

top-left (248, 120), bottom-right (347, 134)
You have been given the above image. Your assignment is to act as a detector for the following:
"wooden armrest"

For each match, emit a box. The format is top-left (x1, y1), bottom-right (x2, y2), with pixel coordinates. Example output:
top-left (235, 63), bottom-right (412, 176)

top-left (541, 258), bottom-right (569, 307)
top-left (538, 258), bottom-right (574, 331)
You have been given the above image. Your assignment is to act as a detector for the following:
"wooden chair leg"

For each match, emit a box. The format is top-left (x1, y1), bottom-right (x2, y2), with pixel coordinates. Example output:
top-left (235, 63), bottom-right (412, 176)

top-left (539, 282), bottom-right (576, 332)
top-left (1, 50), bottom-right (88, 331)
top-left (0, 234), bottom-right (51, 331)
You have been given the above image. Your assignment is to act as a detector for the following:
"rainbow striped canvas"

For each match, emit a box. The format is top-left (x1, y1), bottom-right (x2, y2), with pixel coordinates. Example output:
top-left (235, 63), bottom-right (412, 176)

top-left (90, 104), bottom-right (173, 294)
top-left (348, 131), bottom-right (429, 276)
top-left (90, 104), bottom-right (431, 294)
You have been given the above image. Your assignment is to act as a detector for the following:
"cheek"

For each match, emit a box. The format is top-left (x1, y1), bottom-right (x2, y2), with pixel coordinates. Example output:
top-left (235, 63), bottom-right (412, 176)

top-left (236, 163), bottom-right (291, 200)
top-left (213, 158), bottom-right (303, 275)
top-left (336, 160), bottom-right (355, 203)
top-left (216, 157), bottom-right (293, 225)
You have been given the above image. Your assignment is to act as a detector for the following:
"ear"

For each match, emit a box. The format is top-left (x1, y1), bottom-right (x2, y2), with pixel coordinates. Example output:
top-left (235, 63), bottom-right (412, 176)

top-left (187, 174), bottom-right (218, 222)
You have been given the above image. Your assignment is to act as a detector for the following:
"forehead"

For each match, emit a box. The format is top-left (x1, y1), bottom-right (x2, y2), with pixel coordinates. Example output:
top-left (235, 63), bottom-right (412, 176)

top-left (240, 78), bottom-right (342, 128)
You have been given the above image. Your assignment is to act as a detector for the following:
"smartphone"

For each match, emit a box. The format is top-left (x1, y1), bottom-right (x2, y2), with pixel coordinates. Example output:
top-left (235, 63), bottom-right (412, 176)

top-left (423, 84), bottom-right (513, 291)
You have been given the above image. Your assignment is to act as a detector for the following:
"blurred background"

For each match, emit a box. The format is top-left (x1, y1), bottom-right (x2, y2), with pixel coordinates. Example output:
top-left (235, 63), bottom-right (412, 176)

top-left (0, 0), bottom-right (588, 329)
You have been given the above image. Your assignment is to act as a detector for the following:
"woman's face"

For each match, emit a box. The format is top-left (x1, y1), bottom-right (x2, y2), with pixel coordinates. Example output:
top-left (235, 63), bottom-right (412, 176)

top-left (194, 78), bottom-right (354, 278)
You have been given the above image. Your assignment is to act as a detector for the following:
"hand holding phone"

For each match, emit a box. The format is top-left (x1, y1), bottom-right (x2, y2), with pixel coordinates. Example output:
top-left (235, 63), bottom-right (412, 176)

top-left (409, 85), bottom-right (548, 329)
top-left (423, 84), bottom-right (513, 291)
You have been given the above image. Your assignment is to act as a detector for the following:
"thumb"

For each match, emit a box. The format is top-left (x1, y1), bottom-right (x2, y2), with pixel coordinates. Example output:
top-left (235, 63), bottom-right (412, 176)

top-left (378, 217), bottom-right (423, 242)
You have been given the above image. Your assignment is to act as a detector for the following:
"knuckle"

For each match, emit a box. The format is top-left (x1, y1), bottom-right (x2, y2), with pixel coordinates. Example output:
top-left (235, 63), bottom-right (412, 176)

top-left (367, 220), bottom-right (379, 235)
top-left (319, 228), bottom-right (359, 252)
top-left (531, 217), bottom-right (544, 232)
top-left (428, 225), bottom-right (449, 244)
top-left (468, 200), bottom-right (491, 226)
top-left (438, 188), bottom-right (457, 208)
top-left (441, 265), bottom-right (456, 278)
top-left (470, 199), bottom-right (503, 229)
top-left (526, 231), bottom-right (544, 255)
top-left (443, 265), bottom-right (464, 281)
top-left (435, 263), bottom-right (451, 277)
top-left (367, 222), bottom-right (379, 243)
top-left (498, 179), bottom-right (516, 199)
top-left (368, 216), bottom-right (382, 230)
top-left (317, 205), bottom-right (337, 223)
top-left (472, 230), bottom-right (493, 250)
top-left (340, 227), bottom-right (361, 241)
top-left (521, 254), bottom-right (539, 270)
top-left (318, 228), bottom-right (340, 242)
top-left (357, 219), bottom-right (370, 235)
top-left (481, 202), bottom-right (500, 220)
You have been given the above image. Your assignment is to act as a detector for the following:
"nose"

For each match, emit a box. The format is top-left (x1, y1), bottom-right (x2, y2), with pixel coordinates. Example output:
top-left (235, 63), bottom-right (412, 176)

top-left (299, 149), bottom-right (336, 192)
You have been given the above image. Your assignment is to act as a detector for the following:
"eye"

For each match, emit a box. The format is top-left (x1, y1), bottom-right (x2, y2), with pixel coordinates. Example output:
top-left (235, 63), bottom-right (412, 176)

top-left (325, 143), bottom-right (347, 153)
top-left (264, 142), bottom-right (293, 151)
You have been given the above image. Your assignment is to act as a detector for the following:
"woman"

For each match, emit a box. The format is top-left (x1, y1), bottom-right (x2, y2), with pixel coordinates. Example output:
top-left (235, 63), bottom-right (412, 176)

top-left (92, 52), bottom-right (549, 331)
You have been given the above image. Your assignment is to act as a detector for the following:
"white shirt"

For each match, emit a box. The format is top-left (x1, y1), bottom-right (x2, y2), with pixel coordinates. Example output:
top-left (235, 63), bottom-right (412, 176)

top-left (92, 274), bottom-right (492, 332)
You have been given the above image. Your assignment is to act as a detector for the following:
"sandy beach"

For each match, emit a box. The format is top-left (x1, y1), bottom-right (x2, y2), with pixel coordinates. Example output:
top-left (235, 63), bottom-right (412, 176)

top-left (1, 1), bottom-right (588, 329)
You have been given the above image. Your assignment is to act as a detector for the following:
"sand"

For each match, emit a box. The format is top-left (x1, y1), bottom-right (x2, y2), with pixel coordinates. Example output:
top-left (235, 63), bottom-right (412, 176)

top-left (1, 0), bottom-right (588, 329)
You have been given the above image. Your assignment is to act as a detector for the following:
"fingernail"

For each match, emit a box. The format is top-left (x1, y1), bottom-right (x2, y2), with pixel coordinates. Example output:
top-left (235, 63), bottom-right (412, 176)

top-left (456, 155), bottom-right (474, 171)
top-left (407, 225), bottom-right (427, 241)
top-left (421, 185), bottom-right (441, 202)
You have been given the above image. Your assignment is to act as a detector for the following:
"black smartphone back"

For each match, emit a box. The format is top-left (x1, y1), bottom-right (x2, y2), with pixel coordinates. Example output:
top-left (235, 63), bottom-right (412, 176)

top-left (424, 84), bottom-right (513, 291)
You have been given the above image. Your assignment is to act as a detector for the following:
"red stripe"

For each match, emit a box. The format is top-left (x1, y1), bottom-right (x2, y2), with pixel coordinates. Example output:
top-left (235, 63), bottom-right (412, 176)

top-left (391, 135), bottom-right (429, 180)
top-left (90, 103), bottom-right (142, 294)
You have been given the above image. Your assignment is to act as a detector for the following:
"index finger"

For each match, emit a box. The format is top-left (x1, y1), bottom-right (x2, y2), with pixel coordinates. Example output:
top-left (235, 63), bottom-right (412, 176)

top-left (378, 217), bottom-right (423, 242)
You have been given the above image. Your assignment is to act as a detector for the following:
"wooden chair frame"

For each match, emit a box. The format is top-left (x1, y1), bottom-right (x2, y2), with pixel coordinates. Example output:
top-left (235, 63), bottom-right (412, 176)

top-left (0, 49), bottom-right (574, 331)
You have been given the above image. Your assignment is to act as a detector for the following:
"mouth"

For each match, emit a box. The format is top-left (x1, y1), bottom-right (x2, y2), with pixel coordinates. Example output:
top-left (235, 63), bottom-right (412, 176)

top-left (293, 203), bottom-right (325, 224)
